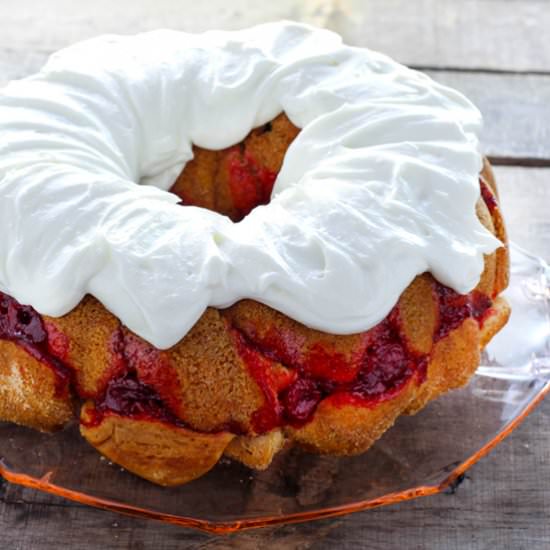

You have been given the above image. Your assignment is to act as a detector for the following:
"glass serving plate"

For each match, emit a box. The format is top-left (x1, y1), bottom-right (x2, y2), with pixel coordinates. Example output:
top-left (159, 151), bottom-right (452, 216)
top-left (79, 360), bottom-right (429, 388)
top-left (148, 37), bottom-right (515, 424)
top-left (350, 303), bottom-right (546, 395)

top-left (0, 243), bottom-right (549, 533)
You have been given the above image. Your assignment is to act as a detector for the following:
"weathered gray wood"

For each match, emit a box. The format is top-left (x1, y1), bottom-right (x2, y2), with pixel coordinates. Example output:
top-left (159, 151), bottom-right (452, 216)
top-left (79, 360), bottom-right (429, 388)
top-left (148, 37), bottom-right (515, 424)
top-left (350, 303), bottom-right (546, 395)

top-left (1, 398), bottom-right (549, 550)
top-left (425, 72), bottom-right (550, 163)
top-left (332, 0), bottom-right (550, 73)
top-left (495, 167), bottom-right (550, 260)
top-left (1, 0), bottom-right (550, 76)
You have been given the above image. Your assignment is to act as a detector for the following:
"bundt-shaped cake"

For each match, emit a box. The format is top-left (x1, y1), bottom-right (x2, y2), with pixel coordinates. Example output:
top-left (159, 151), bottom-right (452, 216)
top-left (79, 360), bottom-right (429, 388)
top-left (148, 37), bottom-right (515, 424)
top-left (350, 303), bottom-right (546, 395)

top-left (0, 23), bottom-right (509, 486)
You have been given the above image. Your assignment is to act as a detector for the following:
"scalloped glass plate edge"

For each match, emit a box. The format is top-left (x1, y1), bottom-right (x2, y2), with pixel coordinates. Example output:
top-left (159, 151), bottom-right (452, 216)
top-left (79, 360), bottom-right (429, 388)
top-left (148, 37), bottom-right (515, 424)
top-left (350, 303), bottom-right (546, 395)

top-left (1, 383), bottom-right (549, 534)
top-left (1, 242), bottom-right (549, 534)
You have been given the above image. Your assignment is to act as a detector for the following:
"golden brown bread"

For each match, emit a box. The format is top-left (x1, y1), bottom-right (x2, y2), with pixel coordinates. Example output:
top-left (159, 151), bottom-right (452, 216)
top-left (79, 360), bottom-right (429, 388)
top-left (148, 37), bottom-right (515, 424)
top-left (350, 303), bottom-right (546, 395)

top-left (80, 401), bottom-right (235, 486)
top-left (224, 430), bottom-right (286, 470)
top-left (0, 340), bottom-right (73, 431)
top-left (0, 114), bottom-right (510, 486)
top-left (172, 115), bottom-right (300, 222)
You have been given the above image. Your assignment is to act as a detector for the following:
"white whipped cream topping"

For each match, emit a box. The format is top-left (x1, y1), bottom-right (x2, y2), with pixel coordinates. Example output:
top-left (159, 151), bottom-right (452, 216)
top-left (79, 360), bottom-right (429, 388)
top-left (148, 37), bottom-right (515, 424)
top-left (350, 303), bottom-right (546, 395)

top-left (0, 22), bottom-right (500, 349)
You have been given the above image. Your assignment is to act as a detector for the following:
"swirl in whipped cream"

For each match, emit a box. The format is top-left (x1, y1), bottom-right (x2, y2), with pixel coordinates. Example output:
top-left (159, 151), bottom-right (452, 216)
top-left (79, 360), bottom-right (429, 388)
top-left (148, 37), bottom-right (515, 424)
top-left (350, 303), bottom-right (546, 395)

top-left (0, 22), bottom-right (500, 349)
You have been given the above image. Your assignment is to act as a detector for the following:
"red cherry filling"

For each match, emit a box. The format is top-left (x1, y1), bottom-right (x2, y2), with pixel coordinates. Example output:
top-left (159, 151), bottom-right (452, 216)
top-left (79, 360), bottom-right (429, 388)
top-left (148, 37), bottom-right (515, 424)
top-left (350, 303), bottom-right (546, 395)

top-left (226, 146), bottom-right (277, 221)
top-left (480, 179), bottom-right (498, 214)
top-left (276, 311), bottom-right (421, 427)
top-left (0, 279), bottom-right (494, 433)
top-left (434, 283), bottom-right (493, 341)
top-left (227, 325), bottom-right (364, 385)
top-left (347, 319), bottom-right (419, 399)
top-left (173, 146), bottom-right (278, 222)
top-left (87, 329), bottom-right (246, 434)
top-left (0, 292), bottom-right (46, 345)
top-left (121, 332), bottom-right (183, 418)
top-left (0, 292), bottom-right (71, 395)
top-left (230, 326), bottom-right (285, 433)
top-left (281, 378), bottom-right (326, 424)
top-left (87, 370), bottom-right (185, 428)
top-left (0, 165), bottom-right (499, 433)
top-left (235, 284), bottom-right (493, 429)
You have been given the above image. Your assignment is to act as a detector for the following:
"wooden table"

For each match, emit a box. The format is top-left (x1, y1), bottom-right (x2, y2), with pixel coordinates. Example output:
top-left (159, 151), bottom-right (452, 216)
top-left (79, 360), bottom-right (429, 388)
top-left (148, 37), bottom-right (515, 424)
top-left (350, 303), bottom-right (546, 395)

top-left (1, 1), bottom-right (549, 548)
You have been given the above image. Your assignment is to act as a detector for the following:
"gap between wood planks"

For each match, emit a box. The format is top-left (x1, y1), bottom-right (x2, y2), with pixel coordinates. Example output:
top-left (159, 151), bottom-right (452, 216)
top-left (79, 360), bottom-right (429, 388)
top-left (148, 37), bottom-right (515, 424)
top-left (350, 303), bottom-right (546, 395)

top-left (489, 157), bottom-right (550, 168)
top-left (410, 66), bottom-right (550, 77)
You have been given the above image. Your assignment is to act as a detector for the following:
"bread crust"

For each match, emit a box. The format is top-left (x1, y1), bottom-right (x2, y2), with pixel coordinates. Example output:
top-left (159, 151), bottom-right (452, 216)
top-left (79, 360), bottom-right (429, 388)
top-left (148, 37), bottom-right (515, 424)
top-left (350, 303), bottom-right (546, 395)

top-left (0, 115), bottom-right (510, 485)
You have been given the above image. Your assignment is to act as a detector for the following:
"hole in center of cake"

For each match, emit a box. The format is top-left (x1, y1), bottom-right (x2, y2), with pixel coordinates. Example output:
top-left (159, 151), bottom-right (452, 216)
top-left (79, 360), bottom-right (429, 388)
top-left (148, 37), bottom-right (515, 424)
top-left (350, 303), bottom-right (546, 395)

top-left (169, 114), bottom-right (300, 222)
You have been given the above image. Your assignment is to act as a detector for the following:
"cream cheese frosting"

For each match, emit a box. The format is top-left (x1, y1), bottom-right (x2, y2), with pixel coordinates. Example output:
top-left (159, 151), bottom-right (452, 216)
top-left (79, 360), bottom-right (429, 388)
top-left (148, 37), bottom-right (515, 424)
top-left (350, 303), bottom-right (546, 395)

top-left (0, 22), bottom-right (500, 349)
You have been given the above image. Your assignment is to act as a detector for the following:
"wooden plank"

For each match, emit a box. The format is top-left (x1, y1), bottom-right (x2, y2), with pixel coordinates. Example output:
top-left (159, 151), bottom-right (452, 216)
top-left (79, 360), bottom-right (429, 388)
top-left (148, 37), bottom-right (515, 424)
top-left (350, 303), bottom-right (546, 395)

top-left (0, 0), bottom-right (307, 55)
top-left (494, 167), bottom-right (550, 260)
top-left (0, 167), bottom-right (549, 549)
top-left (426, 72), bottom-right (550, 163)
top-left (1, 0), bottom-right (549, 74)
top-left (332, 0), bottom-right (550, 72)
